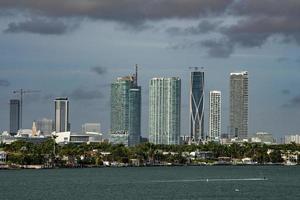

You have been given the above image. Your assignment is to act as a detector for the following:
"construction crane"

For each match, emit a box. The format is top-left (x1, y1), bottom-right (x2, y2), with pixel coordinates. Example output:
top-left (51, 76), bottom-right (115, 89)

top-left (13, 89), bottom-right (41, 129)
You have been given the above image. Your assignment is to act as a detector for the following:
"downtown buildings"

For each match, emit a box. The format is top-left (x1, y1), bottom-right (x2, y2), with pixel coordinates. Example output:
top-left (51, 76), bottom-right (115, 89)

top-left (209, 91), bottom-right (221, 140)
top-left (110, 67), bottom-right (141, 146)
top-left (149, 77), bottom-right (181, 145)
top-left (229, 71), bottom-right (249, 139)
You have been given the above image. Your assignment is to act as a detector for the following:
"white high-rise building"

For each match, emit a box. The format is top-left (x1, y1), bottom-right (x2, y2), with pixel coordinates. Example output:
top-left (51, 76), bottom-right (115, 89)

top-left (229, 71), bottom-right (248, 139)
top-left (149, 77), bottom-right (181, 145)
top-left (55, 97), bottom-right (70, 132)
top-left (209, 91), bottom-right (221, 140)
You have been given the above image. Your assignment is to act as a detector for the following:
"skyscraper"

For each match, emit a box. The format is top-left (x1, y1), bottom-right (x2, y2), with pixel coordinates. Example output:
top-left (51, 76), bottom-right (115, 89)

top-left (229, 71), bottom-right (248, 139)
top-left (209, 91), bottom-right (221, 140)
top-left (9, 99), bottom-right (20, 135)
top-left (54, 97), bottom-right (70, 132)
top-left (110, 67), bottom-right (141, 146)
top-left (149, 77), bottom-right (181, 145)
top-left (189, 71), bottom-right (205, 143)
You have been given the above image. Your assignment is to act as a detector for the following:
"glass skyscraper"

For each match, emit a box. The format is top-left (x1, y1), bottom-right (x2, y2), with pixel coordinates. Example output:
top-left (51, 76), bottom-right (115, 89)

top-left (9, 99), bottom-right (20, 135)
top-left (189, 71), bottom-right (205, 143)
top-left (209, 91), bottom-right (221, 140)
top-left (149, 77), bottom-right (181, 145)
top-left (55, 97), bottom-right (70, 132)
top-left (111, 68), bottom-right (141, 146)
top-left (229, 71), bottom-right (248, 139)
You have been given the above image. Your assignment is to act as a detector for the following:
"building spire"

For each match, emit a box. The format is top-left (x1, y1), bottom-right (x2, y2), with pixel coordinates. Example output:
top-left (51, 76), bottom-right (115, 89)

top-left (134, 64), bottom-right (138, 86)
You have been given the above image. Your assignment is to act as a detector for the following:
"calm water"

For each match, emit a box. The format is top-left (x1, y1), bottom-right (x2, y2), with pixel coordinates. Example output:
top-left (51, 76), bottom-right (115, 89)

top-left (1, 166), bottom-right (300, 200)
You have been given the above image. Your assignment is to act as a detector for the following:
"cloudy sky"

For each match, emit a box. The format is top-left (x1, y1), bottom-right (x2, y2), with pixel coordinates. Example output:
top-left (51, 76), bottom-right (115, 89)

top-left (0, 0), bottom-right (300, 140)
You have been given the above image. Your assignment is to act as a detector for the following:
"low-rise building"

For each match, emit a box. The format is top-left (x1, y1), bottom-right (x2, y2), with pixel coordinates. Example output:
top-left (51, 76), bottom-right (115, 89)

top-left (109, 132), bottom-right (129, 146)
top-left (251, 132), bottom-right (276, 144)
top-left (285, 134), bottom-right (300, 144)
top-left (53, 132), bottom-right (103, 144)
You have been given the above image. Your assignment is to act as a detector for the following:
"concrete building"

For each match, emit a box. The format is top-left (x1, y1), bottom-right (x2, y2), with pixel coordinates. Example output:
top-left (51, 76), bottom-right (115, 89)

top-left (82, 123), bottom-right (101, 134)
top-left (251, 132), bottom-right (276, 144)
top-left (189, 71), bottom-right (205, 143)
top-left (284, 134), bottom-right (300, 144)
top-left (53, 132), bottom-right (103, 145)
top-left (36, 118), bottom-right (54, 136)
top-left (110, 67), bottom-right (141, 146)
top-left (55, 97), bottom-right (70, 132)
top-left (209, 91), bottom-right (221, 140)
top-left (149, 77), bottom-right (181, 145)
top-left (9, 99), bottom-right (20, 135)
top-left (229, 71), bottom-right (249, 139)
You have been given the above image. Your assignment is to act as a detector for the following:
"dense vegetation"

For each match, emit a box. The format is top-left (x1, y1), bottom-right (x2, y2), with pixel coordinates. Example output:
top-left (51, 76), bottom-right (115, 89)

top-left (1, 140), bottom-right (299, 167)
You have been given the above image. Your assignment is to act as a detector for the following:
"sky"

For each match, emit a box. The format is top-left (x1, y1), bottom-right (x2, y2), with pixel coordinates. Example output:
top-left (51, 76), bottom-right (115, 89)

top-left (0, 0), bottom-right (300, 140)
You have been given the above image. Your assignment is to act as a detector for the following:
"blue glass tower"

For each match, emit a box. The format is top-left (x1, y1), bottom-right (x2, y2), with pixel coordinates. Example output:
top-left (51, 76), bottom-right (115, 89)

top-left (190, 71), bottom-right (205, 143)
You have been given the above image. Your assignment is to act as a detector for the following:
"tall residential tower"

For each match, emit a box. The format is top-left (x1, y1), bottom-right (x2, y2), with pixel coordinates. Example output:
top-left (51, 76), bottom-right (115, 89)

top-left (189, 71), bottom-right (205, 143)
top-left (9, 99), bottom-right (20, 135)
top-left (54, 97), bottom-right (70, 132)
top-left (209, 91), bottom-right (221, 140)
top-left (149, 77), bottom-right (181, 145)
top-left (110, 66), bottom-right (141, 146)
top-left (229, 71), bottom-right (248, 139)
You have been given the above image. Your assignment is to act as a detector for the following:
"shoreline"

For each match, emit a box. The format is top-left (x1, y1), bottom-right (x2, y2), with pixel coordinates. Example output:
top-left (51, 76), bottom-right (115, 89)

top-left (0, 163), bottom-right (296, 170)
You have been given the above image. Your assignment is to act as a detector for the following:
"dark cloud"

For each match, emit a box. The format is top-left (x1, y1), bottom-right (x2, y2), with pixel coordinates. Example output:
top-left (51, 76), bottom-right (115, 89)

top-left (0, 0), bottom-right (233, 24)
top-left (63, 88), bottom-right (103, 101)
top-left (0, 79), bottom-right (10, 87)
top-left (282, 95), bottom-right (300, 108)
top-left (91, 66), bottom-right (107, 75)
top-left (4, 18), bottom-right (77, 35)
top-left (166, 20), bottom-right (221, 36)
top-left (200, 39), bottom-right (234, 58)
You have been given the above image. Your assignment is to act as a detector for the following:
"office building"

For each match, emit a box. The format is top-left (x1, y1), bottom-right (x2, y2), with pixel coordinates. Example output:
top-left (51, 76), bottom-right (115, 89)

top-left (189, 71), bottom-right (205, 143)
top-left (55, 97), bottom-right (70, 132)
top-left (36, 118), bottom-right (54, 136)
top-left (229, 71), bottom-right (248, 139)
top-left (110, 66), bottom-right (141, 146)
top-left (209, 91), bottom-right (221, 140)
top-left (9, 99), bottom-right (20, 135)
top-left (149, 77), bottom-right (181, 145)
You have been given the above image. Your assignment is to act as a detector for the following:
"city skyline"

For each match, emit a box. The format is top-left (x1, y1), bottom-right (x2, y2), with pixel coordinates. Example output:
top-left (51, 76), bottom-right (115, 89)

top-left (0, 1), bottom-right (300, 140)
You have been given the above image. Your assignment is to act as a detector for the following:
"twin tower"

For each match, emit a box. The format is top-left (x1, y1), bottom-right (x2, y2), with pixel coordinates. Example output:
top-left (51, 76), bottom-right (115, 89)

top-left (110, 67), bottom-right (248, 146)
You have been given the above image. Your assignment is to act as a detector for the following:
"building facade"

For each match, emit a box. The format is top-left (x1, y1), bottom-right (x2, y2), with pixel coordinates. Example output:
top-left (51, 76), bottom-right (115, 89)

top-left (229, 71), bottom-right (249, 139)
top-left (54, 97), bottom-right (70, 132)
top-left (110, 67), bottom-right (141, 146)
top-left (128, 87), bottom-right (141, 146)
top-left (209, 91), bottom-right (221, 140)
top-left (149, 77), bottom-right (181, 145)
top-left (36, 118), bottom-right (54, 136)
top-left (9, 99), bottom-right (20, 135)
top-left (189, 71), bottom-right (205, 143)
